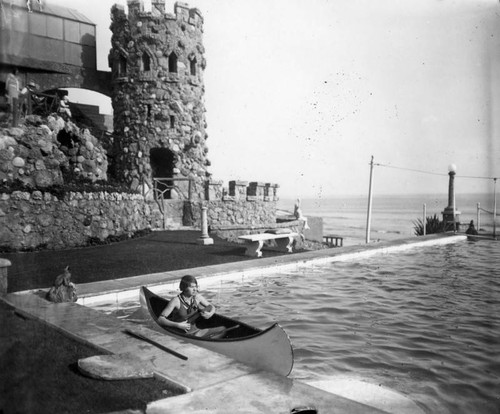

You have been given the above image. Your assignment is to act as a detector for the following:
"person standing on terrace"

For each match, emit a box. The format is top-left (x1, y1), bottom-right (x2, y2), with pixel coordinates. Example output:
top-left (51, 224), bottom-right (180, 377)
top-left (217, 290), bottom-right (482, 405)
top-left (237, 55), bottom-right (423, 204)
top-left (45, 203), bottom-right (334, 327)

top-left (5, 68), bottom-right (20, 113)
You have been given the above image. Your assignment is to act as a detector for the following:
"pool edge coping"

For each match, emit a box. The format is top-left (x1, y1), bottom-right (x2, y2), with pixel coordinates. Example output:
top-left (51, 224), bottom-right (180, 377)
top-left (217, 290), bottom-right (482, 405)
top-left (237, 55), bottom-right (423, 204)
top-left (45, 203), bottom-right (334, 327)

top-left (13, 233), bottom-right (466, 306)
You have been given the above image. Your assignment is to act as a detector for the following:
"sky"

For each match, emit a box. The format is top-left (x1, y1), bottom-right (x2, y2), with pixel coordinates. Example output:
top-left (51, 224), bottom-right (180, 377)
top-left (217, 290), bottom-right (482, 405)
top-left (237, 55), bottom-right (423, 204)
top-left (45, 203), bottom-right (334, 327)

top-left (50, 0), bottom-right (500, 199)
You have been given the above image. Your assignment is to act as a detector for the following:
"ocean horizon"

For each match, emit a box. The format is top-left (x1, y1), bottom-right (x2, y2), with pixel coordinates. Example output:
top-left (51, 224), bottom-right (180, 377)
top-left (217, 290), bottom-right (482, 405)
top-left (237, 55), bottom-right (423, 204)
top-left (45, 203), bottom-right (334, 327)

top-left (278, 193), bottom-right (497, 246)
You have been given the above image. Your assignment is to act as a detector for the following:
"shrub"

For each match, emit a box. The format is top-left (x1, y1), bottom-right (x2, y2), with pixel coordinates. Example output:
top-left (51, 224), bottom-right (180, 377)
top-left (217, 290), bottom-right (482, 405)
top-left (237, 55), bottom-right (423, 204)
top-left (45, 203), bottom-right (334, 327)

top-left (0, 177), bottom-right (138, 197)
top-left (413, 214), bottom-right (444, 236)
top-left (0, 229), bottom-right (153, 253)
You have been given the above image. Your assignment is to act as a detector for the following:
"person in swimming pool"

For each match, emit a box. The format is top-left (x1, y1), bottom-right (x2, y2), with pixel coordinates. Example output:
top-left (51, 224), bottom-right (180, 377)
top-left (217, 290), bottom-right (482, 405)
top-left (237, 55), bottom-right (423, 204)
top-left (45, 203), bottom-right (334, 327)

top-left (465, 220), bottom-right (478, 236)
top-left (158, 275), bottom-right (216, 332)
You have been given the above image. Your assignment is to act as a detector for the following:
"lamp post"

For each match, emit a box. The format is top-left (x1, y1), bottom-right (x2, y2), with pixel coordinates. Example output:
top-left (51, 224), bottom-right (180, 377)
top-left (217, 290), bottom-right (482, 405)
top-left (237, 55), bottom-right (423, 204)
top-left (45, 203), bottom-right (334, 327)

top-left (441, 164), bottom-right (460, 232)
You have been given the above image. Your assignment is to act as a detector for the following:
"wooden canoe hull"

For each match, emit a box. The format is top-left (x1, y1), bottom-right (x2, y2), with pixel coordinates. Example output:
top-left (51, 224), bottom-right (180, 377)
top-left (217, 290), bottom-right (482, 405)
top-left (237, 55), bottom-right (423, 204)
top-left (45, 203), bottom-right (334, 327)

top-left (140, 286), bottom-right (294, 376)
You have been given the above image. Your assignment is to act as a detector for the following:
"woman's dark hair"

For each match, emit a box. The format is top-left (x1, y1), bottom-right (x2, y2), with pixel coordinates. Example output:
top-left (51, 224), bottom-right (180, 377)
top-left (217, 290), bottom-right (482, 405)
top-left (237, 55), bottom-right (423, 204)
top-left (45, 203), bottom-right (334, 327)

top-left (179, 275), bottom-right (198, 292)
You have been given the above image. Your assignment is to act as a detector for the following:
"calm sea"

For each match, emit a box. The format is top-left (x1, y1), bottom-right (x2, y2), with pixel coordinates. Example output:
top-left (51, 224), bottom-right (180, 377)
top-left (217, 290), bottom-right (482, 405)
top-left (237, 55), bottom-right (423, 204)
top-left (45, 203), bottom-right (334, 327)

top-left (278, 193), bottom-right (498, 246)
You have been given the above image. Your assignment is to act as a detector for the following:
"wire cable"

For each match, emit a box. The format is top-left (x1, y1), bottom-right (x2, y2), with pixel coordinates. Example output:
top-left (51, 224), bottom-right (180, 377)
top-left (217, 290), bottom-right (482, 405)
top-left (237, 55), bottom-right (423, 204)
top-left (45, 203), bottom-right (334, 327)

top-left (373, 162), bottom-right (498, 181)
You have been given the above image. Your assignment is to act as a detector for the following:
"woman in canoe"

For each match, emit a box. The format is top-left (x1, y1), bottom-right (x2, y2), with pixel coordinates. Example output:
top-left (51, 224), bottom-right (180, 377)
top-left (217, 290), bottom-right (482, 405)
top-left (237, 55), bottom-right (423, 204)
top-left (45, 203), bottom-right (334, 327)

top-left (158, 275), bottom-right (225, 337)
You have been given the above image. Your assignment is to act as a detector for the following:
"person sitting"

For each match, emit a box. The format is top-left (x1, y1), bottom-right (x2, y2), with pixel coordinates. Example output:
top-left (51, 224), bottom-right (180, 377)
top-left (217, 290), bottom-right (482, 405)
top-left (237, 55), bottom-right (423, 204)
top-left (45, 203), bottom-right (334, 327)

top-left (465, 220), bottom-right (478, 236)
top-left (20, 81), bottom-right (44, 115)
top-left (58, 95), bottom-right (72, 119)
top-left (293, 198), bottom-right (310, 230)
top-left (158, 275), bottom-right (225, 338)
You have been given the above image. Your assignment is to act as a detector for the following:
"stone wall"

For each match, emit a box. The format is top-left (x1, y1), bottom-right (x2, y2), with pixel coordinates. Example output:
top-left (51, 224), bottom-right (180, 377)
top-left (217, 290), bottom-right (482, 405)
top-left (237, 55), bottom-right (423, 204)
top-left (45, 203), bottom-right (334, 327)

top-left (1, 116), bottom-right (108, 187)
top-left (109, 1), bottom-right (209, 196)
top-left (1, 118), bottom-right (67, 187)
top-left (0, 186), bottom-right (283, 250)
top-left (188, 200), bottom-right (277, 229)
top-left (0, 191), bottom-right (163, 250)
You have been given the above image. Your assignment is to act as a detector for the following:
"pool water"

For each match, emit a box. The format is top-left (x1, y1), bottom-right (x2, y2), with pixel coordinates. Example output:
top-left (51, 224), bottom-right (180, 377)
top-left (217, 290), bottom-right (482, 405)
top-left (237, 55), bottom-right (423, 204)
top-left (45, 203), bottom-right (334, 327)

top-left (102, 240), bottom-right (500, 414)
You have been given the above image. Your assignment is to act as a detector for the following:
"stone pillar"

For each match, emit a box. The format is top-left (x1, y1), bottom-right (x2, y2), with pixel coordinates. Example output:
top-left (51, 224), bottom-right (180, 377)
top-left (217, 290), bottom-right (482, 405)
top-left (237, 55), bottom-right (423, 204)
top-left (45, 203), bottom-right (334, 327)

top-left (205, 179), bottom-right (223, 200)
top-left (229, 180), bottom-right (248, 200)
top-left (442, 165), bottom-right (460, 231)
top-left (151, 0), bottom-right (165, 14)
top-left (0, 258), bottom-right (12, 295)
top-left (248, 182), bottom-right (265, 201)
top-left (197, 205), bottom-right (213, 245)
top-left (264, 183), bottom-right (272, 201)
top-left (271, 183), bottom-right (279, 201)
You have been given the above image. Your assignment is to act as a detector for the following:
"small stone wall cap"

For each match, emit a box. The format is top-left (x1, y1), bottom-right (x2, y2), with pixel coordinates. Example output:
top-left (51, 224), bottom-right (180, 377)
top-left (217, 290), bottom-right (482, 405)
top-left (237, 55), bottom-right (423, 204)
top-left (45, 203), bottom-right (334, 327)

top-left (191, 8), bottom-right (203, 17)
top-left (175, 2), bottom-right (190, 9)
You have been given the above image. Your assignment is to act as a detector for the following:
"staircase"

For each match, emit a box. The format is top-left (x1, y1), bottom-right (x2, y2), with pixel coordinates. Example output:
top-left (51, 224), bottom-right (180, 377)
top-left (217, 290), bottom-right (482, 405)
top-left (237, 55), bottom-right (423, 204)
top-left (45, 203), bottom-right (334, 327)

top-left (159, 199), bottom-right (186, 230)
top-left (71, 102), bottom-right (113, 133)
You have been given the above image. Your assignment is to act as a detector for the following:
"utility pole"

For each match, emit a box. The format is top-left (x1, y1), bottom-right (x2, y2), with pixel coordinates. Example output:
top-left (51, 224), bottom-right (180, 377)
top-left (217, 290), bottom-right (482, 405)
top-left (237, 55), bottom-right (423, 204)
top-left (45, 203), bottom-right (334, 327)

top-left (493, 178), bottom-right (497, 238)
top-left (365, 156), bottom-right (374, 244)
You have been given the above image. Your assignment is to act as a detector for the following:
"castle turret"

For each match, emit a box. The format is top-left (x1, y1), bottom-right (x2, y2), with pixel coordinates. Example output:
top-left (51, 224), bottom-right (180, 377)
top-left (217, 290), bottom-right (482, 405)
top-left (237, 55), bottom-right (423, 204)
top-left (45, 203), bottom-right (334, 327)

top-left (109, 0), bottom-right (209, 198)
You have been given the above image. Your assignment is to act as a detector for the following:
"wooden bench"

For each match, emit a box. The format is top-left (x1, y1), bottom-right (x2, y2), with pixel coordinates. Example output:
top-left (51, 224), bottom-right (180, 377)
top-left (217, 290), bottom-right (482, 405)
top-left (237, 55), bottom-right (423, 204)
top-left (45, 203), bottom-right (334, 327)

top-left (238, 232), bottom-right (298, 258)
top-left (323, 234), bottom-right (344, 247)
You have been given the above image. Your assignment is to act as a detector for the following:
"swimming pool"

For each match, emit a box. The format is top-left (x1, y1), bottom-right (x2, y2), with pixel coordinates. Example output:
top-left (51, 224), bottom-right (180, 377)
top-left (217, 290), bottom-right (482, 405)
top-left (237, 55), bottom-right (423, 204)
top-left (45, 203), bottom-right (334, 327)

top-left (100, 240), bottom-right (500, 414)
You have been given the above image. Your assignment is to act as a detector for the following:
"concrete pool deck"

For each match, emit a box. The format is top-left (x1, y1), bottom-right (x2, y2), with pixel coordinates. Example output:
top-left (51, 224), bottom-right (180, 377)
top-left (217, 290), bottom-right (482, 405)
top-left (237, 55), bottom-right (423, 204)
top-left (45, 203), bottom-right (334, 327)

top-left (1, 234), bottom-right (466, 413)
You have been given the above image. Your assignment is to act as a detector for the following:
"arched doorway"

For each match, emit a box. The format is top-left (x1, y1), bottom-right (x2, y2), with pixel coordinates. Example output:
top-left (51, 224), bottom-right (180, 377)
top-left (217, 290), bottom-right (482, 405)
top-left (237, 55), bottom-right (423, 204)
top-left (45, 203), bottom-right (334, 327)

top-left (150, 148), bottom-right (175, 199)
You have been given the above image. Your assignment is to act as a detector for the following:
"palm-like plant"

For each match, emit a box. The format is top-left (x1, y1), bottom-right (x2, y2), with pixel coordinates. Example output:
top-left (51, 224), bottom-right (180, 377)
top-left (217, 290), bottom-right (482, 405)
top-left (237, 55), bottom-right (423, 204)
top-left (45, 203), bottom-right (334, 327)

top-left (413, 214), bottom-right (444, 236)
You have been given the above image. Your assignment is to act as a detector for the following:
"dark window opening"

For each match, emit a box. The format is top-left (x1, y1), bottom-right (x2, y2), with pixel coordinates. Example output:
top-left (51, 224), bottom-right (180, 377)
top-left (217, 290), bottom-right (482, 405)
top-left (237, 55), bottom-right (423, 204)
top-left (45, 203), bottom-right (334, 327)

top-left (56, 129), bottom-right (75, 149)
top-left (190, 57), bottom-right (197, 76)
top-left (168, 52), bottom-right (177, 73)
top-left (118, 56), bottom-right (127, 76)
top-left (142, 53), bottom-right (151, 71)
top-left (147, 104), bottom-right (152, 118)
top-left (150, 148), bottom-right (175, 199)
top-left (169, 115), bottom-right (175, 129)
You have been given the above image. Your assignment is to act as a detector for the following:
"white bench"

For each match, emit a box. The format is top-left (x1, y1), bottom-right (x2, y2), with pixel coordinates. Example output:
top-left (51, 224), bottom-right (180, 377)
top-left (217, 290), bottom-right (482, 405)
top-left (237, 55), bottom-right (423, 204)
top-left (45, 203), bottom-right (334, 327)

top-left (238, 232), bottom-right (298, 258)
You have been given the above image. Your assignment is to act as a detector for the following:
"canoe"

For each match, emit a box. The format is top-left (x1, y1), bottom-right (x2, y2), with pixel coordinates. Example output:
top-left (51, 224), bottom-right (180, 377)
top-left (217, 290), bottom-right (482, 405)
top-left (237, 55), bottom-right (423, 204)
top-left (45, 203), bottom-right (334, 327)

top-left (139, 286), bottom-right (294, 376)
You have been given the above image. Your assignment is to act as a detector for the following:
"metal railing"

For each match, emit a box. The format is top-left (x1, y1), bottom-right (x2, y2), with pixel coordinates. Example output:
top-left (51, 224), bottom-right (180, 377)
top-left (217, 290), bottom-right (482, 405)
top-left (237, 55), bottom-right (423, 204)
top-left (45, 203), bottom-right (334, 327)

top-left (153, 177), bottom-right (195, 201)
top-left (22, 90), bottom-right (59, 117)
top-left (151, 177), bottom-right (197, 230)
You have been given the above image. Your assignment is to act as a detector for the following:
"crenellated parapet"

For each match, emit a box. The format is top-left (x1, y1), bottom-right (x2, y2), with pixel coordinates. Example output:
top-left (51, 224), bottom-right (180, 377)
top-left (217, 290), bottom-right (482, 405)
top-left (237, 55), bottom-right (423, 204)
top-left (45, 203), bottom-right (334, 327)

top-left (108, 0), bottom-right (209, 197)
top-left (204, 180), bottom-right (279, 202)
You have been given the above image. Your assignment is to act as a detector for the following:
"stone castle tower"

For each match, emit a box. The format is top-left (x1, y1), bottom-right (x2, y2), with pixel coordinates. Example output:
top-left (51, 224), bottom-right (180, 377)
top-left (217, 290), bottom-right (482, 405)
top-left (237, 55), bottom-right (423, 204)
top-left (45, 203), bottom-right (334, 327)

top-left (108, 0), bottom-right (209, 199)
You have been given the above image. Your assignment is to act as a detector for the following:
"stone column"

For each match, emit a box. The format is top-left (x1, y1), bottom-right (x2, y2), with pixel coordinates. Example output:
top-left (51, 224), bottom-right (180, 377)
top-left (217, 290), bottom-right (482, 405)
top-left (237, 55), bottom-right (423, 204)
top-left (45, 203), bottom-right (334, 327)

top-left (229, 180), bottom-right (248, 200)
top-left (248, 182), bottom-right (265, 201)
top-left (441, 164), bottom-right (461, 231)
top-left (0, 258), bottom-right (12, 295)
top-left (264, 183), bottom-right (272, 201)
top-left (205, 179), bottom-right (223, 200)
top-left (197, 205), bottom-right (214, 245)
top-left (271, 183), bottom-right (280, 201)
